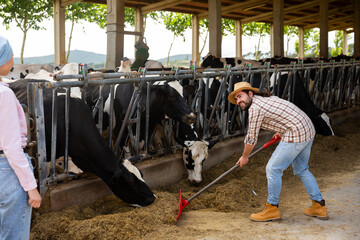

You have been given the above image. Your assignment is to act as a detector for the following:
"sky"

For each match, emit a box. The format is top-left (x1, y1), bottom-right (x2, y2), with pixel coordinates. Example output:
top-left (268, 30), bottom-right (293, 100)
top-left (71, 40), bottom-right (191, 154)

top-left (0, 18), bottom-right (352, 61)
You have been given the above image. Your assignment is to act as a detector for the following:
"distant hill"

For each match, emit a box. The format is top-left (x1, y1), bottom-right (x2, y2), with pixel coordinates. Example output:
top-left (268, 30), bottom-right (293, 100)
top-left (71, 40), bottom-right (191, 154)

top-left (156, 54), bottom-right (191, 63)
top-left (14, 50), bottom-right (106, 66)
top-left (14, 51), bottom-right (194, 66)
top-left (13, 51), bottom-right (200, 69)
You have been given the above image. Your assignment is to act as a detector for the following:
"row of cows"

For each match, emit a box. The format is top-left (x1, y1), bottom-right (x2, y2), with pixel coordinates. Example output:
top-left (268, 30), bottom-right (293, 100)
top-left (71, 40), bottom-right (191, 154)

top-left (201, 53), bottom-right (360, 68)
top-left (5, 54), bottom-right (346, 207)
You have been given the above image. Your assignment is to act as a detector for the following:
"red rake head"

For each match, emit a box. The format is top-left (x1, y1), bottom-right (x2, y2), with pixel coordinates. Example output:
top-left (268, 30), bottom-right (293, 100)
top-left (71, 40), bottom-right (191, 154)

top-left (176, 189), bottom-right (189, 221)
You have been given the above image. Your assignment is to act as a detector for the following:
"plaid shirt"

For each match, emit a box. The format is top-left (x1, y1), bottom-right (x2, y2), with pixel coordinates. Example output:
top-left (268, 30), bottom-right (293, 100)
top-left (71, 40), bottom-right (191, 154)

top-left (244, 95), bottom-right (315, 145)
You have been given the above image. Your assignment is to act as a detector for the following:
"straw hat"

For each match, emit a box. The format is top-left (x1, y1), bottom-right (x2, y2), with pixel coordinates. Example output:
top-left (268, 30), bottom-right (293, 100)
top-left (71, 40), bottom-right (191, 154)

top-left (228, 82), bottom-right (259, 105)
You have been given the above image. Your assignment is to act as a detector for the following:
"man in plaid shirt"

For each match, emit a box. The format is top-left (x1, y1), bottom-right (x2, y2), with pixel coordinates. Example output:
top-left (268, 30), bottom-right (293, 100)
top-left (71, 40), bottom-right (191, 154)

top-left (228, 82), bottom-right (328, 222)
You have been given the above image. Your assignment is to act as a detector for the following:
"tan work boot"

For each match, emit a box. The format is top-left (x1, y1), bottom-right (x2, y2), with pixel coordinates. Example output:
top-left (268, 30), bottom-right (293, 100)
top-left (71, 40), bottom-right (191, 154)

top-left (304, 200), bottom-right (329, 220)
top-left (250, 202), bottom-right (281, 222)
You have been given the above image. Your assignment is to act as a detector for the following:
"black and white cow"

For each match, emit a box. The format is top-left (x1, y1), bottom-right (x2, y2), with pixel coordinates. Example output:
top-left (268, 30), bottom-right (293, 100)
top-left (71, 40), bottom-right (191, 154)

top-left (86, 80), bottom-right (197, 154)
top-left (175, 122), bottom-right (218, 184)
top-left (98, 78), bottom-right (220, 184)
top-left (3, 64), bottom-right (59, 81)
top-left (201, 53), bottom-right (262, 68)
top-left (10, 80), bottom-right (156, 207)
top-left (145, 60), bottom-right (164, 69)
top-left (271, 71), bottom-right (334, 136)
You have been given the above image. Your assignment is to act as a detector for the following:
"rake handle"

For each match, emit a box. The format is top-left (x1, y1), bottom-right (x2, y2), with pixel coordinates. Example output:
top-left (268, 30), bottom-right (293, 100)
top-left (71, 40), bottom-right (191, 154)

top-left (187, 135), bottom-right (280, 203)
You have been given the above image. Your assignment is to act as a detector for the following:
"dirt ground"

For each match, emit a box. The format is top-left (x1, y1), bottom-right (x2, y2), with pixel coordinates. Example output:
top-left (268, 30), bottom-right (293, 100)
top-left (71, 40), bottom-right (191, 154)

top-left (30, 117), bottom-right (360, 240)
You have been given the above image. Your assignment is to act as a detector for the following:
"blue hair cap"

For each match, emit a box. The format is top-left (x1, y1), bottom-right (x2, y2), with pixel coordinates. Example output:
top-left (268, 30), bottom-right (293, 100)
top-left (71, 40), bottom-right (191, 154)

top-left (0, 36), bottom-right (13, 66)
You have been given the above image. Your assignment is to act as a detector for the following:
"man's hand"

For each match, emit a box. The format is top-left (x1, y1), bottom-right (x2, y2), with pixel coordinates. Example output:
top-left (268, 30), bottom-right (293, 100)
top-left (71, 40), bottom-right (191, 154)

top-left (28, 188), bottom-right (42, 208)
top-left (273, 132), bottom-right (282, 139)
top-left (236, 156), bottom-right (249, 167)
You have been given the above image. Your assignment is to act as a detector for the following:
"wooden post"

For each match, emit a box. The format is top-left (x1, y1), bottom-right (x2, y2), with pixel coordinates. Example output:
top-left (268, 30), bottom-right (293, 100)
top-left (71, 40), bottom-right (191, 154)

top-left (270, 24), bottom-right (274, 57)
top-left (354, 0), bottom-right (360, 57)
top-left (319, 0), bottom-right (329, 59)
top-left (106, 0), bottom-right (125, 69)
top-left (272, 0), bottom-right (284, 58)
top-left (208, 0), bottom-right (222, 57)
top-left (53, 0), bottom-right (65, 65)
top-left (299, 27), bottom-right (305, 59)
top-left (235, 20), bottom-right (242, 58)
top-left (192, 15), bottom-right (200, 65)
top-left (343, 30), bottom-right (348, 56)
top-left (134, 8), bottom-right (144, 57)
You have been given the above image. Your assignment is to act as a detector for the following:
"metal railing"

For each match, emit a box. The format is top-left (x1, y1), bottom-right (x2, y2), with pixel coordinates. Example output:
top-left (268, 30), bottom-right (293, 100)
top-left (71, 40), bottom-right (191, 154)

top-left (24, 60), bottom-right (360, 195)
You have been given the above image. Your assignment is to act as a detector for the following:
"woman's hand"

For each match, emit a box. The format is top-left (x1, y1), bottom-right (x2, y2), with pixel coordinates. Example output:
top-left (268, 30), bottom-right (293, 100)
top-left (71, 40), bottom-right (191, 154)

top-left (27, 188), bottom-right (42, 208)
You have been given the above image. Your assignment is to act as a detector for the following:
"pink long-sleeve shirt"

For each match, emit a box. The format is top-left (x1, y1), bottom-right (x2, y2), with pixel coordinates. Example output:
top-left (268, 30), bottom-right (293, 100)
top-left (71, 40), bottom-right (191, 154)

top-left (0, 82), bottom-right (37, 191)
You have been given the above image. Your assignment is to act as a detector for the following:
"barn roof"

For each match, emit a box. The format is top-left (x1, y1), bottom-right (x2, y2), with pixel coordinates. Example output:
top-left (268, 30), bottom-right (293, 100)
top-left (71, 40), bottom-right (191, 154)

top-left (65, 0), bottom-right (355, 32)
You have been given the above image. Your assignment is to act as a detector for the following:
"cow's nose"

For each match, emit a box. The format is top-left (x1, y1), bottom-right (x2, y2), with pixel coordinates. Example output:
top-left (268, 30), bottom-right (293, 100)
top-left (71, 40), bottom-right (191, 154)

top-left (184, 113), bottom-right (196, 125)
top-left (189, 179), bottom-right (202, 186)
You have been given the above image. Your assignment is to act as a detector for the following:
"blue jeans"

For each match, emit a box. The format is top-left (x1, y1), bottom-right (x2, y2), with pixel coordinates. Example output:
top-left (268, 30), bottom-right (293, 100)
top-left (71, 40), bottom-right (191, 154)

top-left (0, 153), bottom-right (32, 240)
top-left (266, 137), bottom-right (323, 205)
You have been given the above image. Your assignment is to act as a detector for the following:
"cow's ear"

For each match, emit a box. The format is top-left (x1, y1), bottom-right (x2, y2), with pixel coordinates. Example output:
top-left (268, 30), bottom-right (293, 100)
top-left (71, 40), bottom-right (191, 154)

top-left (205, 137), bottom-right (219, 149)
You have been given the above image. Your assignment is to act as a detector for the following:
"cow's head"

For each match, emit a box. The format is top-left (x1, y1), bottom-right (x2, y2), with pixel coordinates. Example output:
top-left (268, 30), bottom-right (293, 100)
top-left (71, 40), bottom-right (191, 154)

top-left (182, 138), bottom-right (218, 184)
top-left (152, 81), bottom-right (196, 125)
top-left (201, 53), bottom-right (215, 68)
top-left (109, 159), bottom-right (155, 207)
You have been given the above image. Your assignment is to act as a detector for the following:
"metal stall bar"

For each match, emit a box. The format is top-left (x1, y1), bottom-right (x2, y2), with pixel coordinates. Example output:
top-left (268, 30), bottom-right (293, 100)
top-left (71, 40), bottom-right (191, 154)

top-left (64, 87), bottom-right (71, 172)
top-left (50, 88), bottom-right (58, 179)
top-left (108, 84), bottom-right (115, 148)
top-left (32, 83), bottom-right (48, 195)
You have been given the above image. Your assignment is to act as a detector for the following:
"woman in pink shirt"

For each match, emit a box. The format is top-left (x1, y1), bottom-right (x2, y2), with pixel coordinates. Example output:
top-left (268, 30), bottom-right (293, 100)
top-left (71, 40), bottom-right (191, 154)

top-left (0, 36), bottom-right (41, 239)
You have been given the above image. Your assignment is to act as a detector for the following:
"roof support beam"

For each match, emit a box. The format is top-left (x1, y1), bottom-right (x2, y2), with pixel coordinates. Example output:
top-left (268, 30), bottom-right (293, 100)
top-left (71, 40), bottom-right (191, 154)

top-left (208, 0), bottom-right (222, 57)
top-left (271, 0), bottom-right (284, 58)
top-left (298, 27), bottom-right (305, 59)
top-left (241, 0), bottom-right (319, 24)
top-left (198, 0), bottom-right (268, 19)
top-left (235, 20), bottom-right (242, 58)
top-left (54, 0), bottom-right (66, 65)
top-left (106, 0), bottom-right (124, 69)
top-left (141, 0), bottom-right (191, 15)
top-left (303, 13), bottom-right (353, 30)
top-left (192, 14), bottom-right (200, 65)
top-left (319, 0), bottom-right (328, 59)
top-left (343, 30), bottom-right (348, 55)
top-left (134, 8), bottom-right (144, 57)
top-left (354, 0), bottom-right (360, 56)
top-left (61, 0), bottom-right (80, 7)
top-left (327, 23), bottom-right (353, 32)
top-left (286, 5), bottom-right (352, 26)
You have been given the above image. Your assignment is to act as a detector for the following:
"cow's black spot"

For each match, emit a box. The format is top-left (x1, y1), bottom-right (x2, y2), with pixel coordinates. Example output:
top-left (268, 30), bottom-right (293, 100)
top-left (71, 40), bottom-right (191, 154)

top-left (185, 149), bottom-right (195, 170)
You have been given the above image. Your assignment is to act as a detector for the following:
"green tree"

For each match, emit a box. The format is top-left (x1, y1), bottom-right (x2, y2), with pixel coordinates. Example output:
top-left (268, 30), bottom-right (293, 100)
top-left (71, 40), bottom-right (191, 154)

top-left (199, 19), bottom-right (209, 57)
top-left (160, 12), bottom-right (192, 66)
top-left (310, 28), bottom-right (320, 57)
top-left (65, 3), bottom-right (107, 62)
top-left (295, 29), bottom-right (317, 57)
top-left (242, 22), bottom-right (270, 60)
top-left (284, 26), bottom-right (298, 57)
top-left (197, 19), bottom-right (232, 57)
top-left (330, 30), bottom-right (343, 57)
top-left (0, 0), bottom-right (52, 63)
